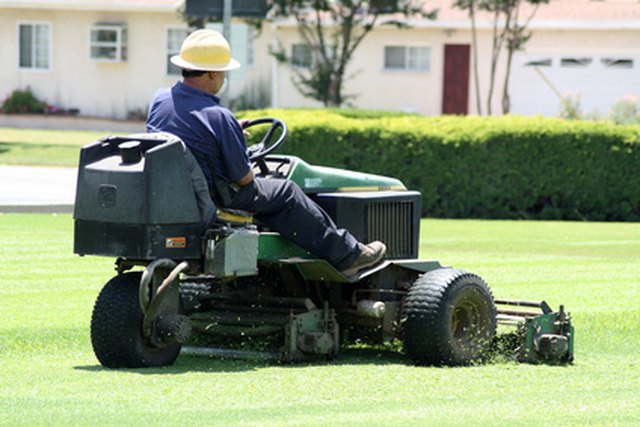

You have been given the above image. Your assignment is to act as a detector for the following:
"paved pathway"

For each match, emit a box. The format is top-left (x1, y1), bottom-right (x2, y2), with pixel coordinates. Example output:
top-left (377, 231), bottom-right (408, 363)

top-left (0, 165), bottom-right (76, 213)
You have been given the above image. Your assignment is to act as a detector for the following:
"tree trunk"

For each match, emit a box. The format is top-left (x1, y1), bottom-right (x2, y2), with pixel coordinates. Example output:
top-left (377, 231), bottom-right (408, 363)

top-left (486, 9), bottom-right (500, 115)
top-left (469, 2), bottom-right (482, 115)
top-left (324, 71), bottom-right (342, 107)
top-left (502, 47), bottom-right (514, 114)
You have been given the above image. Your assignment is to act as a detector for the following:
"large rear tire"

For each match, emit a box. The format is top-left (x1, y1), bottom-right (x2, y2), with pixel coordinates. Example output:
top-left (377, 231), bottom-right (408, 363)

top-left (402, 268), bottom-right (496, 366)
top-left (91, 272), bottom-right (181, 368)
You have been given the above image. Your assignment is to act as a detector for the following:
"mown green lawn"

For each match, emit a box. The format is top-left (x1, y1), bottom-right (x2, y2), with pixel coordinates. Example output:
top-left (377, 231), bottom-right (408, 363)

top-left (0, 214), bottom-right (638, 426)
top-left (0, 127), bottom-right (106, 166)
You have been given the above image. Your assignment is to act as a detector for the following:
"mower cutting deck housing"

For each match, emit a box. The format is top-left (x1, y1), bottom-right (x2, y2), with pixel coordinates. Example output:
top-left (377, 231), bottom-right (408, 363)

top-left (74, 122), bottom-right (574, 368)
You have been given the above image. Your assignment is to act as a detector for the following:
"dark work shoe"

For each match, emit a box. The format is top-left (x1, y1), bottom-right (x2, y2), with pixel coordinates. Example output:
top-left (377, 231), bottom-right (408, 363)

top-left (341, 241), bottom-right (387, 277)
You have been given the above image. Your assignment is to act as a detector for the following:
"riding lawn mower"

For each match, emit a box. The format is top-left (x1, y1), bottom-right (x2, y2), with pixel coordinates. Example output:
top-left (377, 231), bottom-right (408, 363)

top-left (73, 118), bottom-right (574, 368)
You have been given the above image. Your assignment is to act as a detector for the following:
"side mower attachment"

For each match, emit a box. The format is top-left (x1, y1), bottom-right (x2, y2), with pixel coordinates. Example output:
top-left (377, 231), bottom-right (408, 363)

top-left (496, 299), bottom-right (574, 364)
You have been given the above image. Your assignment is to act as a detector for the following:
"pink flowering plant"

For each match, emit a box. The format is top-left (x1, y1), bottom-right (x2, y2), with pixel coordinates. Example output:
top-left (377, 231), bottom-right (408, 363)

top-left (1, 87), bottom-right (78, 115)
top-left (609, 94), bottom-right (640, 125)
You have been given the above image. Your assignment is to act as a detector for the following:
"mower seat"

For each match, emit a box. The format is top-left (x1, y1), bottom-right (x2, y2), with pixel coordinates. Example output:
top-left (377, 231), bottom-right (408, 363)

top-left (73, 133), bottom-right (214, 260)
top-left (216, 208), bottom-right (254, 225)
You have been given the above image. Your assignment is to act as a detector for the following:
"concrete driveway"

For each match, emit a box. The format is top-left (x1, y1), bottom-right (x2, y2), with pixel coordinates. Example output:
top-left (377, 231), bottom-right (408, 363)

top-left (0, 165), bottom-right (76, 213)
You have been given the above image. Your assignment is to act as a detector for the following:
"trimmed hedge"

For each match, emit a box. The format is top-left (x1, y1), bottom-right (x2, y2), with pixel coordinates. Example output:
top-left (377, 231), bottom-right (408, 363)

top-left (238, 109), bottom-right (640, 221)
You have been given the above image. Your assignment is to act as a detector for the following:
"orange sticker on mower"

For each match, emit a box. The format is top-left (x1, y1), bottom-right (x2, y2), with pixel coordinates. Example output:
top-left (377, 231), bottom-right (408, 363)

top-left (165, 237), bottom-right (186, 248)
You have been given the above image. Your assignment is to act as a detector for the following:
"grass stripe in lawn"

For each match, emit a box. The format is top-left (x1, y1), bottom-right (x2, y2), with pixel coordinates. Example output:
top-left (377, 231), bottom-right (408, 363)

top-left (0, 213), bottom-right (638, 426)
top-left (0, 127), bottom-right (107, 167)
top-left (0, 141), bottom-right (82, 167)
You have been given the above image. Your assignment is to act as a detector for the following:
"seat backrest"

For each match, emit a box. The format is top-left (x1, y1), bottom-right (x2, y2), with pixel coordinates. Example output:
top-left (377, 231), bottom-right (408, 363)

top-left (73, 132), bottom-right (211, 260)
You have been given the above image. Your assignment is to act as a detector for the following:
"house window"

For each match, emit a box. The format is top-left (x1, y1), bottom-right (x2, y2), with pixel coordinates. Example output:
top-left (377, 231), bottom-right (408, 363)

top-left (18, 22), bottom-right (51, 70)
top-left (90, 24), bottom-right (127, 62)
top-left (167, 28), bottom-right (188, 75)
top-left (560, 57), bottom-right (591, 68)
top-left (384, 46), bottom-right (430, 71)
top-left (291, 44), bottom-right (312, 68)
top-left (602, 58), bottom-right (633, 69)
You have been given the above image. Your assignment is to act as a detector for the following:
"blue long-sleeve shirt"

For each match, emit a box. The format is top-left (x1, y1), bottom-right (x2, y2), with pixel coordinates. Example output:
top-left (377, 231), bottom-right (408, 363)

top-left (146, 81), bottom-right (250, 189)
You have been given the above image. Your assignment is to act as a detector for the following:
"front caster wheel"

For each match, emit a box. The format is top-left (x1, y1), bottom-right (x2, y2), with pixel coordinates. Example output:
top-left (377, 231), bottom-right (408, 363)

top-left (90, 272), bottom-right (182, 368)
top-left (402, 268), bottom-right (497, 366)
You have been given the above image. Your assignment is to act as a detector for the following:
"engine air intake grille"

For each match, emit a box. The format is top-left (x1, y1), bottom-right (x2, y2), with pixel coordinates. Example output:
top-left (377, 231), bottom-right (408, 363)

top-left (315, 190), bottom-right (421, 260)
top-left (367, 201), bottom-right (416, 259)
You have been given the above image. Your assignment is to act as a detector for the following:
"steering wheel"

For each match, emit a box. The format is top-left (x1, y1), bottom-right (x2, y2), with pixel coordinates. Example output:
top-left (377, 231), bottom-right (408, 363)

top-left (243, 117), bottom-right (287, 159)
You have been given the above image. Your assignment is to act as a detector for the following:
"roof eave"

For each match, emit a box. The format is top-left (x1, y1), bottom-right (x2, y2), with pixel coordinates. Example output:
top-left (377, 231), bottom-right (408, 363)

top-left (0, 0), bottom-right (183, 13)
top-left (272, 16), bottom-right (640, 31)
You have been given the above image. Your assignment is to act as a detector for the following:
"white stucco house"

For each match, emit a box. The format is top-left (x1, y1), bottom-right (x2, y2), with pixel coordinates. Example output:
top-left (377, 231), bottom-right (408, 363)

top-left (1, 0), bottom-right (638, 120)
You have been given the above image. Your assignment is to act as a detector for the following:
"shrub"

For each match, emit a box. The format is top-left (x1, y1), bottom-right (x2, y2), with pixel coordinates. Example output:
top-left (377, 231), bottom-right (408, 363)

top-left (239, 109), bottom-right (640, 221)
top-left (557, 94), bottom-right (582, 120)
top-left (1, 87), bottom-right (47, 114)
top-left (1, 87), bottom-right (79, 115)
top-left (609, 94), bottom-right (640, 125)
top-left (127, 108), bottom-right (148, 121)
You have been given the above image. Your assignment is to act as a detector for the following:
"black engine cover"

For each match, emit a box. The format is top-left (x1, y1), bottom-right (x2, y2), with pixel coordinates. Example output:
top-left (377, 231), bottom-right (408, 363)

top-left (314, 191), bottom-right (421, 259)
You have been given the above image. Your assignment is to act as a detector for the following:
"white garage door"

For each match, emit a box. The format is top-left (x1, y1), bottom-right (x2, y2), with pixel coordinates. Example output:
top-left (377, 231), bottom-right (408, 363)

top-left (510, 52), bottom-right (640, 117)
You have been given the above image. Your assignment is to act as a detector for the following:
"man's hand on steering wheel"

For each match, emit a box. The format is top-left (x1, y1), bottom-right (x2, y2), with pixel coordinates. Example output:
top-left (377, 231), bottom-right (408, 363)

top-left (238, 119), bottom-right (251, 139)
top-left (241, 118), bottom-right (288, 175)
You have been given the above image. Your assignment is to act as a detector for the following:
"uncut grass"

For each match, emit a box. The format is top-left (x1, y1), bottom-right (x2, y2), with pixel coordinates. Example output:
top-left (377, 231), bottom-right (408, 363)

top-left (0, 214), bottom-right (638, 426)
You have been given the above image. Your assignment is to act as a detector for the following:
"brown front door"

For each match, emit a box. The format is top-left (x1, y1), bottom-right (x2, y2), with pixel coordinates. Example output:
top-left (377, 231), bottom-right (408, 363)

top-left (442, 44), bottom-right (470, 115)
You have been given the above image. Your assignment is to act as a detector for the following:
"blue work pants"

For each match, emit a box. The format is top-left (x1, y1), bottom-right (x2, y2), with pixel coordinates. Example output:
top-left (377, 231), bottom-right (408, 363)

top-left (228, 177), bottom-right (360, 270)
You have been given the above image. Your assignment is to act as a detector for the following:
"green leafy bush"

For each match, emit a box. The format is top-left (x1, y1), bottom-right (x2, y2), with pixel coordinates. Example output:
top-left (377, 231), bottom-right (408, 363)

top-left (1, 87), bottom-right (47, 114)
top-left (239, 109), bottom-right (640, 221)
top-left (1, 87), bottom-right (79, 115)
